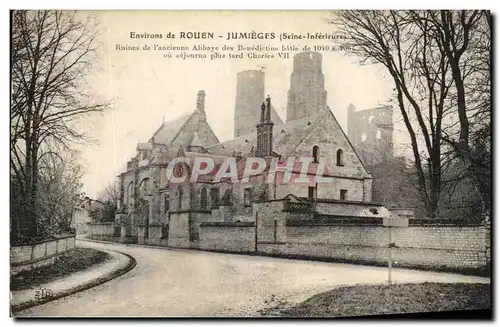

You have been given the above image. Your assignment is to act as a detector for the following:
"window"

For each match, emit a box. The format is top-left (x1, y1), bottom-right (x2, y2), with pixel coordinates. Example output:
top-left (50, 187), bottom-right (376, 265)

top-left (368, 115), bottom-right (374, 124)
top-left (308, 186), bottom-right (315, 200)
top-left (244, 188), bottom-right (252, 207)
top-left (210, 188), bottom-right (219, 209)
top-left (340, 189), bottom-right (348, 200)
top-left (164, 194), bottom-right (170, 213)
top-left (200, 187), bottom-right (209, 210)
top-left (126, 182), bottom-right (133, 206)
top-left (361, 133), bottom-right (367, 142)
top-left (376, 130), bottom-right (382, 139)
top-left (221, 189), bottom-right (232, 206)
top-left (312, 146), bottom-right (319, 163)
top-left (177, 186), bottom-right (183, 210)
top-left (336, 149), bottom-right (344, 166)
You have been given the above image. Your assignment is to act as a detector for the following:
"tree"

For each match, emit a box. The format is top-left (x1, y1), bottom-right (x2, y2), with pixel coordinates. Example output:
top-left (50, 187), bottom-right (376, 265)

top-left (332, 10), bottom-right (491, 218)
top-left (433, 11), bottom-right (491, 216)
top-left (37, 148), bottom-right (84, 236)
top-left (11, 10), bottom-right (105, 240)
top-left (96, 181), bottom-right (120, 222)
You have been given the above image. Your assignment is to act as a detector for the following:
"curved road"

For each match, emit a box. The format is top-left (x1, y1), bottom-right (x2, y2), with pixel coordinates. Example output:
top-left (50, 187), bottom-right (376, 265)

top-left (17, 240), bottom-right (490, 317)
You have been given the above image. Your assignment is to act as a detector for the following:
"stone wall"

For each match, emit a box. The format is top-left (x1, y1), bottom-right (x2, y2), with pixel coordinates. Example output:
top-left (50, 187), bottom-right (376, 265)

top-left (88, 222), bottom-right (121, 242)
top-left (258, 223), bottom-right (490, 270)
top-left (168, 212), bottom-right (190, 247)
top-left (199, 222), bottom-right (255, 252)
top-left (253, 201), bottom-right (287, 243)
top-left (314, 200), bottom-right (390, 218)
top-left (10, 235), bottom-right (76, 275)
top-left (274, 179), bottom-right (367, 203)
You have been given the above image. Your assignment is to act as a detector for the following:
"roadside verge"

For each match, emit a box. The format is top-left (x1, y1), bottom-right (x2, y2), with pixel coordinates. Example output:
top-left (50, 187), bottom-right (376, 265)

top-left (11, 249), bottom-right (137, 314)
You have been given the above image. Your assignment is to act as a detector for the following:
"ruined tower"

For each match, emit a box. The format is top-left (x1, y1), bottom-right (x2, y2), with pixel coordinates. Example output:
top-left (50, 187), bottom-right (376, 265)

top-left (286, 52), bottom-right (327, 122)
top-left (234, 70), bottom-right (265, 138)
top-left (234, 70), bottom-right (284, 138)
top-left (347, 104), bottom-right (394, 166)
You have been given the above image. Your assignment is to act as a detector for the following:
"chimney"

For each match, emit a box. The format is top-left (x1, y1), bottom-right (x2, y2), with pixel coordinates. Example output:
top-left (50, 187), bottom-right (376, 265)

top-left (196, 90), bottom-right (206, 112)
top-left (256, 95), bottom-right (274, 158)
top-left (266, 95), bottom-right (271, 121)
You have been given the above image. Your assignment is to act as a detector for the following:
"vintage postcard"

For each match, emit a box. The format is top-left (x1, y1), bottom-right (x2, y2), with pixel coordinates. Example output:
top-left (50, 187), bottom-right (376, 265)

top-left (10, 10), bottom-right (491, 318)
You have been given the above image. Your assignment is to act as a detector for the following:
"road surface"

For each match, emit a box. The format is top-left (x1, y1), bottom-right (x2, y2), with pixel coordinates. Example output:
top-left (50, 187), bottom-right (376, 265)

top-left (15, 240), bottom-right (490, 317)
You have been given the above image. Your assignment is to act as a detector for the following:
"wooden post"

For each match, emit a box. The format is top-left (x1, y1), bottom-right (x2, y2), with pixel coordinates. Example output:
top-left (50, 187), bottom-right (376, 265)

top-left (273, 218), bottom-right (277, 243)
top-left (255, 212), bottom-right (258, 252)
top-left (388, 224), bottom-right (392, 285)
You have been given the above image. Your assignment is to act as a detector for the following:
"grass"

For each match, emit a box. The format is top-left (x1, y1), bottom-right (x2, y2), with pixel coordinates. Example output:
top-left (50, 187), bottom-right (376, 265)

top-left (268, 283), bottom-right (491, 318)
top-left (10, 248), bottom-right (110, 291)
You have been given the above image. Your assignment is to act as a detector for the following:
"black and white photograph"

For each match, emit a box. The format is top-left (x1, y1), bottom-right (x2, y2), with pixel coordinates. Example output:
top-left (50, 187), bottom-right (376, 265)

top-left (9, 9), bottom-right (492, 318)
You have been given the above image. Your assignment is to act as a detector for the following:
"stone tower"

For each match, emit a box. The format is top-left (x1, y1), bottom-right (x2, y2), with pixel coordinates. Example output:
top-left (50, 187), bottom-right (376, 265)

top-left (234, 70), bottom-right (265, 138)
top-left (286, 52), bottom-right (327, 122)
top-left (256, 96), bottom-right (274, 157)
top-left (347, 104), bottom-right (394, 166)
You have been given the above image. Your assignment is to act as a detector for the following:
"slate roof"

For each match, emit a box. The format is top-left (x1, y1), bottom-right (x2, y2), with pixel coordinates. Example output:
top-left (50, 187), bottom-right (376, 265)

top-left (207, 109), bottom-right (328, 159)
top-left (270, 106), bottom-right (284, 125)
top-left (136, 142), bottom-right (152, 151)
top-left (149, 113), bottom-right (192, 145)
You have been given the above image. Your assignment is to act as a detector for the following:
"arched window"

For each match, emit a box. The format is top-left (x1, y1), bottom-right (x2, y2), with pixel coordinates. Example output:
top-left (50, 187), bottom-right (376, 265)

top-left (126, 182), bottom-right (134, 206)
top-left (164, 194), bottom-right (170, 213)
top-left (312, 146), bottom-right (319, 163)
top-left (138, 178), bottom-right (150, 199)
top-left (336, 149), bottom-right (344, 166)
top-left (376, 130), bottom-right (382, 139)
top-left (177, 186), bottom-right (183, 210)
top-left (200, 187), bottom-right (209, 210)
top-left (210, 188), bottom-right (219, 209)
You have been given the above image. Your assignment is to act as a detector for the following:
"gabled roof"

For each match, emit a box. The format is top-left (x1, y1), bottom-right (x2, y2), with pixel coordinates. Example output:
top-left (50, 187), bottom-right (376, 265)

top-left (136, 142), bottom-right (152, 151)
top-left (270, 106), bottom-right (284, 125)
top-left (207, 109), bottom-right (326, 159)
top-left (149, 113), bottom-right (192, 145)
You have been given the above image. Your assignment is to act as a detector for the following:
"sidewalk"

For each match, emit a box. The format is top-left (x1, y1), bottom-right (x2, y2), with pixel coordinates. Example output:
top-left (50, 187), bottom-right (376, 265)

top-left (11, 249), bottom-right (136, 313)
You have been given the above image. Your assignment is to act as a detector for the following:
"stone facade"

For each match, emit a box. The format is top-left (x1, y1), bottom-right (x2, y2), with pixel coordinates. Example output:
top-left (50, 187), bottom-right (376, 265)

top-left (109, 51), bottom-right (387, 253)
top-left (234, 70), bottom-right (283, 138)
top-left (287, 52), bottom-right (327, 122)
top-left (347, 104), bottom-right (394, 166)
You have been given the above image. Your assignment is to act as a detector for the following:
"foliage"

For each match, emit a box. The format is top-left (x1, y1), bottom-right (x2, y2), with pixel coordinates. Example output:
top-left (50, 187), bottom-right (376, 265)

top-left (333, 10), bottom-right (491, 217)
top-left (10, 10), bottom-right (106, 242)
top-left (10, 248), bottom-right (109, 291)
top-left (276, 283), bottom-right (490, 317)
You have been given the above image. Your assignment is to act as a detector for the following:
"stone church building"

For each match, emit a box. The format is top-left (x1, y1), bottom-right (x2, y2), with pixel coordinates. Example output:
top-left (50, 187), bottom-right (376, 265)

top-left (113, 51), bottom-right (384, 246)
top-left (87, 51), bottom-right (489, 275)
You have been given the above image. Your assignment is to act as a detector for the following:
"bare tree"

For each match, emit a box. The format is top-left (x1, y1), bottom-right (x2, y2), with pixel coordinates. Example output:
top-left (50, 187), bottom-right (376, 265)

top-left (11, 10), bottom-right (106, 240)
top-left (432, 11), bottom-right (491, 215)
top-left (332, 10), bottom-right (490, 218)
top-left (97, 181), bottom-right (120, 205)
top-left (96, 181), bottom-right (120, 222)
top-left (37, 148), bottom-right (84, 236)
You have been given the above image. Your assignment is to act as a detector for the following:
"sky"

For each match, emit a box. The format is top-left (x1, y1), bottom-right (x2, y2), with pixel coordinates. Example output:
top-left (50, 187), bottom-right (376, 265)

top-left (75, 10), bottom-right (408, 198)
